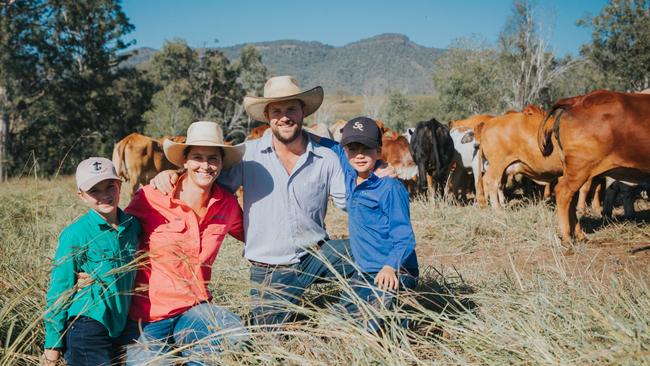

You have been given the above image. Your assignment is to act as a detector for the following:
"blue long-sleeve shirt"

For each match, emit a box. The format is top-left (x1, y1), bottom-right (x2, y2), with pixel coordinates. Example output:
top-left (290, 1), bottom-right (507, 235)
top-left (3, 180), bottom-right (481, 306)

top-left (319, 137), bottom-right (418, 276)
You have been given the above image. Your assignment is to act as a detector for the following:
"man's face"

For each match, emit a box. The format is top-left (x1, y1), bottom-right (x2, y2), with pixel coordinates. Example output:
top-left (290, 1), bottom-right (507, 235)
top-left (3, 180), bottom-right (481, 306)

top-left (78, 179), bottom-right (121, 216)
top-left (265, 99), bottom-right (304, 144)
top-left (344, 142), bottom-right (379, 176)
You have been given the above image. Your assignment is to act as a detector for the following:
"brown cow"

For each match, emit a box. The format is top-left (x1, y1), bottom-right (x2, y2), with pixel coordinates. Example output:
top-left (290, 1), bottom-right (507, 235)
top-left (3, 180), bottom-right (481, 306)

top-left (246, 124), bottom-right (270, 140)
top-left (112, 133), bottom-right (186, 197)
top-left (381, 132), bottom-right (418, 194)
top-left (538, 90), bottom-right (650, 241)
top-left (329, 119), bottom-right (347, 142)
top-left (476, 106), bottom-right (563, 208)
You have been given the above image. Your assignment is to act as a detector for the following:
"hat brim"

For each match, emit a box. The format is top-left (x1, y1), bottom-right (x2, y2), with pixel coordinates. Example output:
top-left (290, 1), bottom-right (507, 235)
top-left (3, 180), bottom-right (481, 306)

top-left (243, 86), bottom-right (324, 123)
top-left (340, 135), bottom-right (380, 149)
top-left (163, 139), bottom-right (245, 169)
top-left (78, 175), bottom-right (121, 192)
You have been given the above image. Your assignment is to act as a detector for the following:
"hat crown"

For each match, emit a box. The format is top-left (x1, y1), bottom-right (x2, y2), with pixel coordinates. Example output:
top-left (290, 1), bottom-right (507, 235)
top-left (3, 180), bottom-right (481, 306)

top-left (185, 121), bottom-right (225, 144)
top-left (75, 157), bottom-right (119, 191)
top-left (263, 76), bottom-right (302, 98)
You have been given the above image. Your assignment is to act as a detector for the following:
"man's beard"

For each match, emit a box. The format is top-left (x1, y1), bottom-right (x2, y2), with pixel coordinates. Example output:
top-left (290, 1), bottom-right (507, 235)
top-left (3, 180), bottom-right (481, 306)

top-left (272, 123), bottom-right (303, 144)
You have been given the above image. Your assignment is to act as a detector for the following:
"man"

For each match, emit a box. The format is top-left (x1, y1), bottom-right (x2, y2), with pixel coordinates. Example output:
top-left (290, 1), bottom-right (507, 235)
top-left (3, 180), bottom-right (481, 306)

top-left (155, 76), bottom-right (359, 326)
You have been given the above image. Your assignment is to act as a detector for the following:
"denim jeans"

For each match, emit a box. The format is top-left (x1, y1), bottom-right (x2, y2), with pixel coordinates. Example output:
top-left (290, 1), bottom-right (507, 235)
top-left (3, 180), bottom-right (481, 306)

top-left (123, 303), bottom-right (249, 366)
top-left (63, 316), bottom-right (125, 366)
top-left (249, 239), bottom-right (355, 326)
top-left (339, 271), bottom-right (418, 332)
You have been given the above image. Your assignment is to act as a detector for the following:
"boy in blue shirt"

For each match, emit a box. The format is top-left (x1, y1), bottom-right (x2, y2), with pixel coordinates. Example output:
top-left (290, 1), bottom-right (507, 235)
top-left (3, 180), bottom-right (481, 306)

top-left (318, 117), bottom-right (419, 330)
top-left (42, 158), bottom-right (140, 366)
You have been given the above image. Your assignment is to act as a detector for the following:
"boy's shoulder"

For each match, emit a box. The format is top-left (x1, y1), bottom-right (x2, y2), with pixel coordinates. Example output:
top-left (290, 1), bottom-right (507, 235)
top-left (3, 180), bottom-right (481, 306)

top-left (58, 210), bottom-right (97, 243)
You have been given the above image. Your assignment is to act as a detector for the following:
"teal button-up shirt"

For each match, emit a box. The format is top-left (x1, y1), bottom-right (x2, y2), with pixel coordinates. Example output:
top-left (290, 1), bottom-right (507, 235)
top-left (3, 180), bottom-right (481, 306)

top-left (44, 208), bottom-right (140, 349)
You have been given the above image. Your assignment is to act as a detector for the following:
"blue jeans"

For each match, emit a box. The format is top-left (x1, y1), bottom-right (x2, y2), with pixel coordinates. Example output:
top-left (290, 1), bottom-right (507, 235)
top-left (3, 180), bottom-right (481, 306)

top-left (339, 271), bottom-right (418, 332)
top-left (123, 303), bottom-right (249, 366)
top-left (63, 316), bottom-right (125, 366)
top-left (249, 239), bottom-right (355, 326)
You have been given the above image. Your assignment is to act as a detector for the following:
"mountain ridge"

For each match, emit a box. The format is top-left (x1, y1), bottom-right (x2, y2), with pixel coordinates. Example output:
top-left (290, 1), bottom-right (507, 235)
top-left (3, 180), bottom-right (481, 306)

top-left (122, 33), bottom-right (445, 94)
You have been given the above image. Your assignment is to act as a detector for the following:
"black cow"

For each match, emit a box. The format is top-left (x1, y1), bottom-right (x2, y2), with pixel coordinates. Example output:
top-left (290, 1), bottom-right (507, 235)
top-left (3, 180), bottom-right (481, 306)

top-left (409, 118), bottom-right (455, 196)
top-left (603, 180), bottom-right (650, 219)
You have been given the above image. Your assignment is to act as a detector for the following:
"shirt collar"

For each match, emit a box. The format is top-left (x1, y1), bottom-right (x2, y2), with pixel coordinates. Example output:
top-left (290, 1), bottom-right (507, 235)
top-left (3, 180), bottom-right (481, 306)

top-left (88, 207), bottom-right (132, 232)
top-left (260, 129), bottom-right (322, 158)
top-left (167, 173), bottom-right (224, 209)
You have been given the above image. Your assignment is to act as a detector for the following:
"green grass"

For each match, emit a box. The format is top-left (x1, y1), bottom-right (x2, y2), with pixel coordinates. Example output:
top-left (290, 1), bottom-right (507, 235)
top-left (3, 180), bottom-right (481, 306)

top-left (1, 176), bottom-right (649, 365)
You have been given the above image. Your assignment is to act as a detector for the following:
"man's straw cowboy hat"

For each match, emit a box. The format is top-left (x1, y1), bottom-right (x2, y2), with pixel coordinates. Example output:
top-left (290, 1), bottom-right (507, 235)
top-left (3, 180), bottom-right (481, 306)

top-left (243, 75), bottom-right (323, 122)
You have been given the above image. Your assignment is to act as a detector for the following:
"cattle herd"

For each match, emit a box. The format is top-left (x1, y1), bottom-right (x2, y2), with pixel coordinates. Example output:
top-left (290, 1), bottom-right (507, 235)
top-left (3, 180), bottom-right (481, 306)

top-left (112, 89), bottom-right (650, 243)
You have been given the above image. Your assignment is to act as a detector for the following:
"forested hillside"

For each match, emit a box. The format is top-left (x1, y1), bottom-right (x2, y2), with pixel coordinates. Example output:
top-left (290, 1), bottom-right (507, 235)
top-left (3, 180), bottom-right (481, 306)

top-left (123, 34), bottom-right (445, 94)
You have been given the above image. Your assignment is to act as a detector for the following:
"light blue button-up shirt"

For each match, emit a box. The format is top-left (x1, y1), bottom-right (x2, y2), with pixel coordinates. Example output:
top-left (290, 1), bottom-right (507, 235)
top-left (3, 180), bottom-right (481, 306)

top-left (218, 130), bottom-right (346, 265)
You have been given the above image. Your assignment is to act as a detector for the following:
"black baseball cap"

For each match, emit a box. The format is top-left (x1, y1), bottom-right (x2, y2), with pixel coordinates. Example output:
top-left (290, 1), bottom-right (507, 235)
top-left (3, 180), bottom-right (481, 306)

top-left (340, 117), bottom-right (382, 149)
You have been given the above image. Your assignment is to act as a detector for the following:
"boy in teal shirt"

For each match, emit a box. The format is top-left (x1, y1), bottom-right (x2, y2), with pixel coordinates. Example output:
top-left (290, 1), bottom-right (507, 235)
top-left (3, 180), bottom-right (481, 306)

top-left (42, 158), bottom-right (140, 366)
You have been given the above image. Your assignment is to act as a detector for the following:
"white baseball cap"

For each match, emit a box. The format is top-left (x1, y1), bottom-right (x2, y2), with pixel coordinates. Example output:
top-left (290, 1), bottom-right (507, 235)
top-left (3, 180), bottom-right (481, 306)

top-left (75, 157), bottom-right (120, 191)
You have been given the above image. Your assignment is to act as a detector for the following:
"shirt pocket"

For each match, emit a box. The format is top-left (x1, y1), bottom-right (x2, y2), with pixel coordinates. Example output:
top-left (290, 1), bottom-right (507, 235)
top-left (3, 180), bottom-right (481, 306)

top-left (201, 224), bottom-right (227, 264)
top-left (148, 220), bottom-right (188, 252)
top-left (294, 181), bottom-right (326, 214)
top-left (354, 196), bottom-right (383, 222)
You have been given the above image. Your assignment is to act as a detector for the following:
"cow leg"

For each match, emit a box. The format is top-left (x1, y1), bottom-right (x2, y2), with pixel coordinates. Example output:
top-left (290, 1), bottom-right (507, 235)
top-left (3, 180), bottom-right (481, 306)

top-left (555, 171), bottom-right (590, 242)
top-left (483, 163), bottom-right (506, 209)
top-left (576, 179), bottom-right (591, 215)
top-left (543, 184), bottom-right (551, 201)
top-left (621, 184), bottom-right (637, 219)
top-left (590, 178), bottom-right (604, 214)
top-left (416, 164), bottom-right (429, 197)
top-left (602, 181), bottom-right (619, 219)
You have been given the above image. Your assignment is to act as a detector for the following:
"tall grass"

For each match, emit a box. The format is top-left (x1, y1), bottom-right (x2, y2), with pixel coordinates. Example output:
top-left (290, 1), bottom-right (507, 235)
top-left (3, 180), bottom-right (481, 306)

top-left (1, 177), bottom-right (648, 365)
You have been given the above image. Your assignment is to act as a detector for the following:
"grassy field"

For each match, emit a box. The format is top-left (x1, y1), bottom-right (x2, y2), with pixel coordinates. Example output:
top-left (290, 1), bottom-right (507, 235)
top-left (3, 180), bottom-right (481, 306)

top-left (1, 176), bottom-right (649, 365)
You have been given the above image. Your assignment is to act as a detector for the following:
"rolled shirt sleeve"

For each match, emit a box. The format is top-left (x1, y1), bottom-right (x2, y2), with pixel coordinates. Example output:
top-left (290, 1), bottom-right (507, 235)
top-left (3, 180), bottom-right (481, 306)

top-left (43, 230), bottom-right (78, 349)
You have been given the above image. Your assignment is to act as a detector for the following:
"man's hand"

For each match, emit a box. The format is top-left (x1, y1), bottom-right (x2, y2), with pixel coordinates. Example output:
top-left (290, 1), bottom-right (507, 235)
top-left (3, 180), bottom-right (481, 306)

top-left (374, 265), bottom-right (398, 291)
top-left (75, 272), bottom-right (93, 289)
top-left (150, 169), bottom-right (179, 194)
top-left (374, 161), bottom-right (397, 178)
top-left (40, 349), bottom-right (59, 366)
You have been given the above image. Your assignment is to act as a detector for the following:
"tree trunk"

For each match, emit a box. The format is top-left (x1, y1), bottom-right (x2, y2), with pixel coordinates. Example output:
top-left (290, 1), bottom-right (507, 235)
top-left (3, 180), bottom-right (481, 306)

top-left (0, 85), bottom-right (7, 182)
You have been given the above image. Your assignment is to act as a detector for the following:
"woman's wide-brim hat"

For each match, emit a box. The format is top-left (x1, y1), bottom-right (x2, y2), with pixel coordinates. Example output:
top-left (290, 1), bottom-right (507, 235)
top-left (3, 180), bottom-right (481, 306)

top-left (163, 121), bottom-right (245, 168)
top-left (243, 75), bottom-right (323, 122)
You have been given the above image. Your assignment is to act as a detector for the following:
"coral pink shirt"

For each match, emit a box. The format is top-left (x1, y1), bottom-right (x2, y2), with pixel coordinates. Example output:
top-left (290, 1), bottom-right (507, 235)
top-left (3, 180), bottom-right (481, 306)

top-left (125, 180), bottom-right (244, 322)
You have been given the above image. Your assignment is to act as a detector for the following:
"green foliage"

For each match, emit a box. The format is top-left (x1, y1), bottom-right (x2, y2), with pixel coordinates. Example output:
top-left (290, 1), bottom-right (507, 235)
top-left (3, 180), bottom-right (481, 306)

top-left (142, 40), bottom-right (263, 142)
top-left (232, 45), bottom-right (268, 95)
top-left (579, 0), bottom-right (650, 91)
top-left (1, 0), bottom-right (151, 177)
top-left (143, 80), bottom-right (193, 137)
top-left (383, 91), bottom-right (413, 132)
top-left (432, 39), bottom-right (502, 121)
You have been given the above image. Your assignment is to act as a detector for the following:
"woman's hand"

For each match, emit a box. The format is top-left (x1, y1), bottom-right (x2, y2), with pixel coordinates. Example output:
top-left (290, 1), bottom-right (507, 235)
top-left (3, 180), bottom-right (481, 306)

top-left (75, 272), bottom-right (93, 289)
top-left (150, 170), bottom-right (179, 194)
top-left (374, 265), bottom-right (398, 291)
top-left (374, 162), bottom-right (397, 178)
top-left (40, 349), bottom-right (59, 365)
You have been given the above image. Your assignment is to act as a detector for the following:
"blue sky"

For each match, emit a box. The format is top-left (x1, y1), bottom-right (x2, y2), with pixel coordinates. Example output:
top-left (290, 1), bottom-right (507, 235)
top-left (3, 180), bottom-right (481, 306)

top-left (122, 0), bottom-right (608, 56)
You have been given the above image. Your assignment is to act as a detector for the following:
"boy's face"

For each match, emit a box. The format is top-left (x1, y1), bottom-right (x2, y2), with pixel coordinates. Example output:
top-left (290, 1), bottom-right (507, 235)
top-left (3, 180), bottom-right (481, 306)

top-left (344, 142), bottom-right (379, 175)
top-left (78, 179), bottom-right (121, 215)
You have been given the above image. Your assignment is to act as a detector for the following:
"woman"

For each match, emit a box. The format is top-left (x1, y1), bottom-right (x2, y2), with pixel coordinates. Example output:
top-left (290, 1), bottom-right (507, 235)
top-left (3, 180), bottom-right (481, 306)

top-left (122, 121), bottom-right (248, 365)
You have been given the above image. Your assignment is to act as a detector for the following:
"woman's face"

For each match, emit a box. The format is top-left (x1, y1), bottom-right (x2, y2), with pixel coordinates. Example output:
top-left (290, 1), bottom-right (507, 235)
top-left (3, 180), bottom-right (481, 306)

top-left (183, 145), bottom-right (223, 189)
